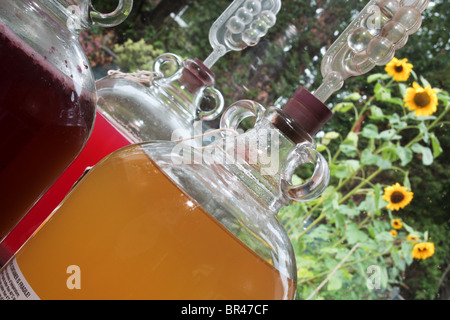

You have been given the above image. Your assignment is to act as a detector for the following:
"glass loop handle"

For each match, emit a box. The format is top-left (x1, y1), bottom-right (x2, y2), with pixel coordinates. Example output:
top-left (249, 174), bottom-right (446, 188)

top-left (90, 0), bottom-right (134, 27)
top-left (219, 100), bottom-right (266, 134)
top-left (197, 87), bottom-right (225, 121)
top-left (153, 53), bottom-right (184, 78)
top-left (281, 144), bottom-right (330, 202)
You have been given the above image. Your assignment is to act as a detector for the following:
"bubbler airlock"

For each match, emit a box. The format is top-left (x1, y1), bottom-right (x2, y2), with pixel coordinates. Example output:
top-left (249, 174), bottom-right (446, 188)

top-left (203, 0), bottom-right (281, 68)
top-left (313, 0), bottom-right (430, 103)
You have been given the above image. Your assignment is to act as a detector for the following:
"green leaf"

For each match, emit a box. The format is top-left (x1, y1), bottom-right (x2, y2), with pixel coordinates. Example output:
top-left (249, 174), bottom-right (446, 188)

top-left (376, 231), bottom-right (395, 242)
top-left (381, 143), bottom-right (399, 162)
top-left (360, 187), bottom-right (385, 216)
top-left (346, 223), bottom-right (369, 244)
top-left (333, 102), bottom-right (354, 113)
top-left (339, 132), bottom-right (359, 157)
top-left (361, 124), bottom-right (379, 139)
top-left (330, 160), bottom-right (360, 179)
top-left (403, 171), bottom-right (411, 190)
top-left (361, 149), bottom-right (391, 169)
top-left (339, 203), bottom-right (360, 217)
top-left (367, 73), bottom-right (391, 83)
top-left (402, 221), bottom-right (416, 234)
top-left (437, 91), bottom-right (450, 104)
top-left (327, 272), bottom-right (343, 291)
top-left (411, 143), bottom-right (433, 165)
top-left (358, 194), bottom-right (376, 214)
top-left (398, 83), bottom-right (407, 97)
top-left (324, 131), bottom-right (340, 140)
top-left (374, 83), bottom-right (392, 101)
top-left (430, 133), bottom-right (443, 158)
top-left (401, 241), bottom-right (414, 265)
top-left (373, 183), bottom-right (386, 214)
top-left (384, 97), bottom-right (404, 107)
top-left (391, 249), bottom-right (406, 272)
top-left (379, 129), bottom-right (402, 140)
top-left (291, 174), bottom-right (303, 185)
top-left (316, 143), bottom-right (327, 152)
top-left (395, 144), bottom-right (413, 166)
top-left (369, 105), bottom-right (386, 120)
top-left (420, 75), bottom-right (431, 88)
top-left (361, 149), bottom-right (377, 165)
top-left (323, 191), bottom-right (340, 218)
top-left (389, 113), bottom-right (408, 129)
top-left (297, 268), bottom-right (314, 279)
top-left (344, 92), bottom-right (362, 101)
top-left (408, 112), bottom-right (437, 121)
top-left (307, 225), bottom-right (331, 241)
top-left (418, 122), bottom-right (429, 143)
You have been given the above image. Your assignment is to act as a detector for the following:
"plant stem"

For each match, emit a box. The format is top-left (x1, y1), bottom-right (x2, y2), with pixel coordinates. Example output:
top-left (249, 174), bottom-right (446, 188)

top-left (298, 248), bottom-right (391, 285)
top-left (404, 104), bottom-right (450, 149)
top-left (306, 243), bottom-right (360, 300)
top-left (295, 211), bottom-right (326, 241)
top-left (296, 167), bottom-right (382, 241)
top-left (338, 168), bottom-right (383, 205)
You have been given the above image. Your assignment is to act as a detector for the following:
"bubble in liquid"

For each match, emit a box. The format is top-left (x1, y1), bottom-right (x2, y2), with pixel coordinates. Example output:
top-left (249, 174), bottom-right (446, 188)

top-left (393, 34), bottom-right (408, 50)
top-left (244, 0), bottom-right (262, 16)
top-left (380, 20), bottom-right (406, 44)
top-left (242, 28), bottom-right (260, 46)
top-left (348, 27), bottom-right (373, 52)
top-left (354, 52), bottom-right (375, 75)
top-left (324, 72), bottom-right (344, 91)
top-left (236, 7), bottom-right (253, 24)
top-left (261, 0), bottom-right (275, 10)
top-left (260, 10), bottom-right (276, 27)
top-left (251, 19), bottom-right (268, 35)
top-left (393, 6), bottom-right (422, 33)
top-left (378, 0), bottom-right (400, 18)
top-left (367, 36), bottom-right (395, 65)
top-left (227, 16), bottom-right (245, 34)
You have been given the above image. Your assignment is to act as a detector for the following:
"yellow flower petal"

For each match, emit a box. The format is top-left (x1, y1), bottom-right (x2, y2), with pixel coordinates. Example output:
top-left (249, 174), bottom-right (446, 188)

top-left (392, 219), bottom-right (403, 230)
top-left (412, 242), bottom-right (435, 260)
top-left (383, 183), bottom-right (413, 211)
top-left (403, 82), bottom-right (440, 117)
top-left (385, 57), bottom-right (414, 81)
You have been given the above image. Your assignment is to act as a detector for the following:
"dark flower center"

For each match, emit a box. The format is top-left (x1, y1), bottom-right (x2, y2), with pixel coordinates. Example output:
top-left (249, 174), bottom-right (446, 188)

top-left (390, 191), bottom-right (405, 204)
top-left (414, 92), bottom-right (431, 108)
top-left (418, 247), bottom-right (427, 252)
top-left (394, 65), bottom-right (404, 73)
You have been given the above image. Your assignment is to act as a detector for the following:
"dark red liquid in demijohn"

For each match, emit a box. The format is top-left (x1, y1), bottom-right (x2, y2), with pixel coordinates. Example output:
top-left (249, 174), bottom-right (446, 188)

top-left (0, 24), bottom-right (95, 241)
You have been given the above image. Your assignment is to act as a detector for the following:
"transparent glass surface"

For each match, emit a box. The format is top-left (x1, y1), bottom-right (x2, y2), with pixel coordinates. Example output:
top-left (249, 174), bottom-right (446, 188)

top-left (0, 0), bottom-right (96, 242)
top-left (96, 56), bottom-right (224, 144)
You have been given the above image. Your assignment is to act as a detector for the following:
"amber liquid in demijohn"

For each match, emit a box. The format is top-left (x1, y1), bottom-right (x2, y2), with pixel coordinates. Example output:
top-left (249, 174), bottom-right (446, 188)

top-left (4, 145), bottom-right (296, 299)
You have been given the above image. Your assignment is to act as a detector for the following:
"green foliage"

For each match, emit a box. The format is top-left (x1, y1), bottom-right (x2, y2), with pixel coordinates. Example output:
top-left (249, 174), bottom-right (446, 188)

top-left (85, 0), bottom-right (449, 299)
top-left (280, 70), bottom-right (449, 300)
top-left (113, 38), bottom-right (164, 72)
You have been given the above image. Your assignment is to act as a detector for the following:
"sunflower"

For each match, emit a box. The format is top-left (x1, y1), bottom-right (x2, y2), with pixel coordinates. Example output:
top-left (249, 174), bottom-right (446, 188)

top-left (412, 242), bottom-right (435, 260)
top-left (390, 230), bottom-right (398, 238)
top-left (404, 82), bottom-right (440, 117)
top-left (392, 219), bottom-right (403, 230)
top-left (385, 57), bottom-right (413, 81)
top-left (383, 183), bottom-right (414, 211)
top-left (407, 235), bottom-right (420, 244)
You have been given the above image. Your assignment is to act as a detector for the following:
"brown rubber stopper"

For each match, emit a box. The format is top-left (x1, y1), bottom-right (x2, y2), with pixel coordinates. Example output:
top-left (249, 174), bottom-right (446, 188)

top-left (180, 58), bottom-right (215, 93)
top-left (283, 86), bottom-right (333, 135)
